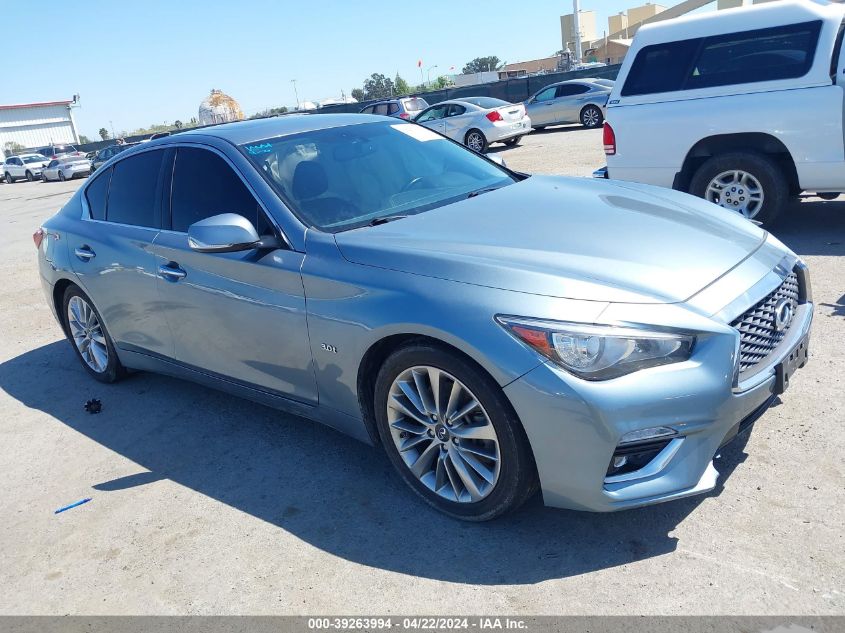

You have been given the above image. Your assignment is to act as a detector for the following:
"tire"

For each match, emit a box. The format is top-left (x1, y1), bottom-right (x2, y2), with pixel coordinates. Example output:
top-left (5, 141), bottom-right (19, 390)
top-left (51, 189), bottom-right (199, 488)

top-left (503, 136), bottom-right (522, 147)
top-left (4, 172), bottom-right (13, 184)
top-left (580, 105), bottom-right (604, 129)
top-left (62, 285), bottom-right (126, 384)
top-left (41, 172), bottom-right (48, 182)
top-left (59, 171), bottom-right (66, 182)
top-left (25, 170), bottom-right (34, 182)
top-left (689, 151), bottom-right (788, 225)
top-left (464, 129), bottom-right (488, 154)
top-left (373, 343), bottom-right (537, 521)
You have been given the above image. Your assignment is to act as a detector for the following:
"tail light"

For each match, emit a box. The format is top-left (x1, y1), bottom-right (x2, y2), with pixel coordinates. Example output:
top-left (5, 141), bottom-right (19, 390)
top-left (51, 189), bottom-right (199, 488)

top-left (399, 113), bottom-right (409, 119)
top-left (603, 122), bottom-right (616, 155)
top-left (486, 110), bottom-right (503, 123)
top-left (33, 228), bottom-right (44, 249)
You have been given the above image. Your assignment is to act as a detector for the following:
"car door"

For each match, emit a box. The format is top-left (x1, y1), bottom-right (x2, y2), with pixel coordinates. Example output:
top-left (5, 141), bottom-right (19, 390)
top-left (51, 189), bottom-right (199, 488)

top-left (442, 104), bottom-right (471, 141)
top-left (68, 149), bottom-right (173, 358)
top-left (9, 157), bottom-right (24, 179)
top-left (555, 83), bottom-right (592, 122)
top-left (526, 86), bottom-right (558, 126)
top-left (414, 104), bottom-right (448, 134)
top-left (44, 160), bottom-right (60, 181)
top-left (150, 145), bottom-right (317, 404)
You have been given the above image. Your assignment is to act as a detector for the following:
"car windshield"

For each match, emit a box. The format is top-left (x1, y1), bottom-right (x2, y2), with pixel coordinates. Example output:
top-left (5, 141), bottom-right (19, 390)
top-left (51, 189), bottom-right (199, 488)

top-left (22, 156), bottom-right (44, 164)
top-left (402, 98), bottom-right (427, 112)
top-left (460, 97), bottom-right (511, 109)
top-left (240, 121), bottom-right (514, 232)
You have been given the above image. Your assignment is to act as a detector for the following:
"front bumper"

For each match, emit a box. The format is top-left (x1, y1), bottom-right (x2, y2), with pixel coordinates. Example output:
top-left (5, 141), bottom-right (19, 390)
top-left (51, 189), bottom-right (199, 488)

top-left (503, 289), bottom-right (813, 512)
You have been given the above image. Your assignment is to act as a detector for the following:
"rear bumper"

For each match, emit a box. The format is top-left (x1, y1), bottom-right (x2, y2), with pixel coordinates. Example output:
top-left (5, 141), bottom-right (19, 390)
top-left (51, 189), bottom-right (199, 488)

top-left (487, 118), bottom-right (532, 143)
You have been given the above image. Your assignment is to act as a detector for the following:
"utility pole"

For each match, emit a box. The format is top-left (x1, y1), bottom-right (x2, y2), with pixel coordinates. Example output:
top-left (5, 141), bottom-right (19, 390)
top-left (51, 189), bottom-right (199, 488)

top-left (573, 0), bottom-right (582, 64)
top-left (291, 79), bottom-right (300, 109)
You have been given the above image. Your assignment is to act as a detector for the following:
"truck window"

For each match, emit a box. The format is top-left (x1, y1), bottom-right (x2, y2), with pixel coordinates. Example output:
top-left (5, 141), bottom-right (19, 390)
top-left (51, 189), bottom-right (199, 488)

top-left (622, 20), bottom-right (822, 96)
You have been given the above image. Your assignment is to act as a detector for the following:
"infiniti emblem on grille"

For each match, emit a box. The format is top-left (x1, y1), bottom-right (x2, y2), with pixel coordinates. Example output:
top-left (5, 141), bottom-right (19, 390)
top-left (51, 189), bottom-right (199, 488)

top-left (774, 298), bottom-right (794, 332)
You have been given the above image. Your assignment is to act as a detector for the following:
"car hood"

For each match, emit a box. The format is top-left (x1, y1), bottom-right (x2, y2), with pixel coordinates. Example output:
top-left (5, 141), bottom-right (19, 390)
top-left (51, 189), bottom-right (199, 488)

top-left (334, 175), bottom-right (766, 304)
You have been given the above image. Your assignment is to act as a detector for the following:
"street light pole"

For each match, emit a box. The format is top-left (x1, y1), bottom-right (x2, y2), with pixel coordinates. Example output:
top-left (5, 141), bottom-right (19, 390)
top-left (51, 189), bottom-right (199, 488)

top-left (291, 79), bottom-right (300, 109)
top-left (427, 65), bottom-right (438, 87)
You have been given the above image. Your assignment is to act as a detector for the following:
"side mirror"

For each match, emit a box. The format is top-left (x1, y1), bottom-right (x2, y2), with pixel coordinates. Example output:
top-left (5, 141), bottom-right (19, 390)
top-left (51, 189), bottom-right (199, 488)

top-left (188, 213), bottom-right (274, 253)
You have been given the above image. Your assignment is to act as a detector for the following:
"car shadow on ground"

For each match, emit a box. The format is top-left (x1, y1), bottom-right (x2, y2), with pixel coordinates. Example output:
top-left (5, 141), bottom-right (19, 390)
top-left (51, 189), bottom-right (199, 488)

top-left (1, 339), bottom-right (753, 585)
top-left (770, 196), bottom-right (845, 258)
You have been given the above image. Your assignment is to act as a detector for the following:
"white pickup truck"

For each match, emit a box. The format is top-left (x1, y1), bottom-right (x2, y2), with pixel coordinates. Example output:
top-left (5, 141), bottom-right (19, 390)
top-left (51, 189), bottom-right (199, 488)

top-left (598, 0), bottom-right (845, 225)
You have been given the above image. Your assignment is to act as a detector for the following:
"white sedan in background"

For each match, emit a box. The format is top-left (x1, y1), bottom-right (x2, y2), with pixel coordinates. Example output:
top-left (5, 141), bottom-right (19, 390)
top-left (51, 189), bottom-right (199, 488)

top-left (414, 97), bottom-right (532, 153)
top-left (42, 156), bottom-right (91, 182)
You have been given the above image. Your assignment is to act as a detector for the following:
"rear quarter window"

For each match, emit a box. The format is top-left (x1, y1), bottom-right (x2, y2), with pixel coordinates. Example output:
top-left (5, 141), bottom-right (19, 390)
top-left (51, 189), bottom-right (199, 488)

top-left (85, 168), bottom-right (112, 221)
top-left (622, 20), bottom-right (823, 96)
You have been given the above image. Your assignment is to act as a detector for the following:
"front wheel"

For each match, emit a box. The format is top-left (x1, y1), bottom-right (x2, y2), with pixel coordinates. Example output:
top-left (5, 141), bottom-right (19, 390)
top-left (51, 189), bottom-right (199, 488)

top-left (689, 151), bottom-right (788, 225)
top-left (59, 171), bottom-right (66, 182)
top-left (464, 129), bottom-right (488, 154)
top-left (25, 170), bottom-right (34, 182)
top-left (4, 172), bottom-right (13, 184)
top-left (580, 105), bottom-right (603, 129)
top-left (374, 344), bottom-right (536, 521)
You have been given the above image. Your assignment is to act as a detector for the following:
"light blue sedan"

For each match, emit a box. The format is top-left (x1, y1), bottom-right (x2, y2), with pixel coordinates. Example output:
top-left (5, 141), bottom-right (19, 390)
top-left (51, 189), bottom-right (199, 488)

top-left (35, 114), bottom-right (812, 520)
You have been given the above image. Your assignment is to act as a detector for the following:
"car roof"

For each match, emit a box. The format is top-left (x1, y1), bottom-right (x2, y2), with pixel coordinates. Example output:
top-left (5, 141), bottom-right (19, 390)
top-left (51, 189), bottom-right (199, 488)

top-left (175, 113), bottom-right (391, 145)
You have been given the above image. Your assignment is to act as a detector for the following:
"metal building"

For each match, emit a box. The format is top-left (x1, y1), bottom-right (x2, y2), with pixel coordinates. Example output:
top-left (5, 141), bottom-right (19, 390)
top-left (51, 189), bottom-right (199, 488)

top-left (0, 99), bottom-right (80, 151)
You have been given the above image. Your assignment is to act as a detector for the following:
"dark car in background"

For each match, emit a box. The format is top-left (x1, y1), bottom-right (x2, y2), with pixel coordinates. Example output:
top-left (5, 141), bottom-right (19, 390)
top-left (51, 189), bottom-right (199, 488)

top-left (91, 143), bottom-right (138, 173)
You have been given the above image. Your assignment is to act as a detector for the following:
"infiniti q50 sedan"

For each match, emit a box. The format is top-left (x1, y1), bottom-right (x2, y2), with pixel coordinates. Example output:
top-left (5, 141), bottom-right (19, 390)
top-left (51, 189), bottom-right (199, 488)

top-left (35, 114), bottom-right (812, 520)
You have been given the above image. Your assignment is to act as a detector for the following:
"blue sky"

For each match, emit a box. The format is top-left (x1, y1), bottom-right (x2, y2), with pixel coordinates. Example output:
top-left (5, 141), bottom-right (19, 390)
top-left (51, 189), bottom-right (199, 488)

top-left (4, 1), bottom-right (702, 138)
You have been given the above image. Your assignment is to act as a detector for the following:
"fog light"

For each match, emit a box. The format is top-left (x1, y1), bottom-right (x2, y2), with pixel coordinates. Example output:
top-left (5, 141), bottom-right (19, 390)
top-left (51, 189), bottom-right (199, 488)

top-left (619, 426), bottom-right (677, 445)
top-left (612, 455), bottom-right (628, 468)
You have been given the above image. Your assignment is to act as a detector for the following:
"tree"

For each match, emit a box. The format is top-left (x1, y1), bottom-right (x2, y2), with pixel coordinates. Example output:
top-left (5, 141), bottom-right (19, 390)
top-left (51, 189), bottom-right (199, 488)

top-left (79, 135), bottom-right (91, 144)
top-left (248, 106), bottom-right (288, 120)
top-left (350, 88), bottom-right (364, 102)
top-left (98, 128), bottom-right (110, 141)
top-left (174, 120), bottom-right (183, 129)
top-left (362, 73), bottom-right (395, 100)
top-left (394, 74), bottom-right (411, 96)
top-left (462, 56), bottom-right (501, 74)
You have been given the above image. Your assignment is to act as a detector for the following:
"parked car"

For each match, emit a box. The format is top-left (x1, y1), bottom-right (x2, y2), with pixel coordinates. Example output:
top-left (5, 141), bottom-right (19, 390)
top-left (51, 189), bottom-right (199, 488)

top-left (414, 98), bottom-right (532, 153)
top-left (3, 153), bottom-right (49, 183)
top-left (41, 156), bottom-right (91, 181)
top-left (359, 97), bottom-right (429, 119)
top-left (600, 0), bottom-right (845, 225)
top-left (589, 78), bottom-right (616, 88)
top-left (91, 143), bottom-right (138, 172)
top-left (35, 114), bottom-right (812, 520)
top-left (524, 80), bottom-right (611, 129)
top-left (36, 144), bottom-right (83, 160)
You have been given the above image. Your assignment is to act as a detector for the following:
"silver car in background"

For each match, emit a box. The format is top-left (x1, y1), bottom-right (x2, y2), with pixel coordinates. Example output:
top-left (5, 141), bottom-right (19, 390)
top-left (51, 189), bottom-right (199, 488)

top-left (42, 156), bottom-right (91, 181)
top-left (525, 79), bottom-right (611, 129)
top-left (414, 98), bottom-right (532, 152)
top-left (359, 97), bottom-right (429, 120)
top-left (35, 114), bottom-right (812, 521)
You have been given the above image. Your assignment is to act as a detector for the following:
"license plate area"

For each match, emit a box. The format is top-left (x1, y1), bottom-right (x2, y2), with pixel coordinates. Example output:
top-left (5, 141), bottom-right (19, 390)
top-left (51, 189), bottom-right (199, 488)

top-left (774, 334), bottom-right (809, 395)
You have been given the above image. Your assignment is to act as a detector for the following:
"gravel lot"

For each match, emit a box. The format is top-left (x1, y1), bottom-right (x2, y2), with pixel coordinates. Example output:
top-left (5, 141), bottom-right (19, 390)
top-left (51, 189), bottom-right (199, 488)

top-left (0, 126), bottom-right (843, 615)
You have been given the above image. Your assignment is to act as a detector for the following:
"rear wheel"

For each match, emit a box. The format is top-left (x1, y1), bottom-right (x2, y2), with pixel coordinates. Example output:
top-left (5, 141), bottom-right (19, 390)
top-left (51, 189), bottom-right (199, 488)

top-left (62, 285), bottom-right (126, 383)
top-left (374, 343), bottom-right (536, 521)
top-left (464, 129), bottom-right (488, 154)
top-left (689, 151), bottom-right (787, 225)
top-left (503, 136), bottom-right (522, 147)
top-left (580, 105), bottom-right (603, 129)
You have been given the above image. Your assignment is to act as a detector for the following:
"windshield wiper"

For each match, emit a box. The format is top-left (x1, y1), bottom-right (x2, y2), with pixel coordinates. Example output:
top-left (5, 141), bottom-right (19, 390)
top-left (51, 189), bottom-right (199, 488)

top-left (466, 186), bottom-right (502, 199)
top-left (368, 215), bottom-right (408, 226)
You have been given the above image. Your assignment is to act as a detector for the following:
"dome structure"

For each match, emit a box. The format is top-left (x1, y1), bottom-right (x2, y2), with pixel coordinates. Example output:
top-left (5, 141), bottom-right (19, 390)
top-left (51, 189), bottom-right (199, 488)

top-left (198, 89), bottom-right (244, 126)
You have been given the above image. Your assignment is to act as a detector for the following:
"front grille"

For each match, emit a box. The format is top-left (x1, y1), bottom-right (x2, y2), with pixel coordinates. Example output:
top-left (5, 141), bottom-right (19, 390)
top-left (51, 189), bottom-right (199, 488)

top-left (731, 272), bottom-right (800, 374)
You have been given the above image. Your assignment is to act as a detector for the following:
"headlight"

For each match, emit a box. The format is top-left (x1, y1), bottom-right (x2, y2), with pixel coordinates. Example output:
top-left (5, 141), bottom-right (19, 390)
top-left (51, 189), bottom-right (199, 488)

top-left (496, 316), bottom-right (695, 380)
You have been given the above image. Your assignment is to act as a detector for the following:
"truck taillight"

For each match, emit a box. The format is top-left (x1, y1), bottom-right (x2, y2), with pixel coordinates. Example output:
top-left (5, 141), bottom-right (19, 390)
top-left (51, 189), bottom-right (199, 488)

top-left (33, 228), bottom-right (44, 249)
top-left (603, 122), bottom-right (616, 155)
top-left (486, 111), bottom-right (503, 122)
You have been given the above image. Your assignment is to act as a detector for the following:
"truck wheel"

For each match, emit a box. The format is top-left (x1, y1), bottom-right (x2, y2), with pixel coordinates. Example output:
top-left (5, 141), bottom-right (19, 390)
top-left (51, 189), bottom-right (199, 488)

top-left (689, 152), bottom-right (787, 225)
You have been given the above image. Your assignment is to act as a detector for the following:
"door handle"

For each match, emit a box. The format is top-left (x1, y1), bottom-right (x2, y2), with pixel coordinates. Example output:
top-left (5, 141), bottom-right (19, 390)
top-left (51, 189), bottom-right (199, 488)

top-left (74, 245), bottom-right (95, 261)
top-left (158, 263), bottom-right (187, 282)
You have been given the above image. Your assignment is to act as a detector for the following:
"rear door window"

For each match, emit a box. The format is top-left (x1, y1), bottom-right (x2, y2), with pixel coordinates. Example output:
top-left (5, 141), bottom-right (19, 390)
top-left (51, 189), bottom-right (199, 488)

top-left (557, 84), bottom-right (590, 97)
top-left (387, 103), bottom-right (400, 115)
top-left (374, 103), bottom-right (390, 115)
top-left (85, 168), bottom-right (112, 221)
top-left (106, 150), bottom-right (164, 227)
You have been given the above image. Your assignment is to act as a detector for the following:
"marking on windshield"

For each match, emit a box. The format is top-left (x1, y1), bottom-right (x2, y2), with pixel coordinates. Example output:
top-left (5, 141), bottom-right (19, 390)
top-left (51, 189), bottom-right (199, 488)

top-left (245, 143), bottom-right (273, 155)
top-left (390, 124), bottom-right (442, 142)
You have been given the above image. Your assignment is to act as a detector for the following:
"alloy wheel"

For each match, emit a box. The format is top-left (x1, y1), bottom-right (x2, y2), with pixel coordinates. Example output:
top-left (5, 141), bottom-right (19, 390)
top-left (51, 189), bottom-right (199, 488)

top-left (466, 132), bottom-right (485, 153)
top-left (705, 170), bottom-right (764, 219)
top-left (582, 107), bottom-right (601, 127)
top-left (386, 366), bottom-right (501, 503)
top-left (67, 295), bottom-right (109, 373)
